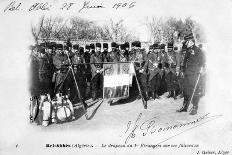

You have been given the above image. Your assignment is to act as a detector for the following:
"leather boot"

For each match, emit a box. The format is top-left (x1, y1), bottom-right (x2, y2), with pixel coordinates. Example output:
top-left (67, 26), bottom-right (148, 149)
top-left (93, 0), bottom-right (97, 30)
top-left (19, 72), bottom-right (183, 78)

top-left (189, 106), bottom-right (198, 115)
top-left (155, 91), bottom-right (160, 99)
top-left (176, 97), bottom-right (189, 112)
top-left (167, 91), bottom-right (172, 98)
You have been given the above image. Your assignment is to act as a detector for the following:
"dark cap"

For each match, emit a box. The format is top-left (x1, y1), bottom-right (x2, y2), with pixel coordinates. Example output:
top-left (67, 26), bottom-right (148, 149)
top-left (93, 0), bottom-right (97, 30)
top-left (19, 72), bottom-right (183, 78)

top-left (90, 43), bottom-right (95, 49)
top-left (111, 42), bottom-right (117, 48)
top-left (103, 43), bottom-right (108, 49)
top-left (160, 44), bottom-right (166, 50)
top-left (124, 42), bottom-right (130, 48)
top-left (153, 43), bottom-right (159, 49)
top-left (120, 44), bottom-right (126, 50)
top-left (96, 43), bottom-right (101, 48)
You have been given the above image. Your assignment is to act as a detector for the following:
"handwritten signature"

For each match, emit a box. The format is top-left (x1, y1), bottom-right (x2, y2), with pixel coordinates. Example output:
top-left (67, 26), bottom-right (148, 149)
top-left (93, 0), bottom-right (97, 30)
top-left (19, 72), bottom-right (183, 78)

top-left (123, 113), bottom-right (223, 144)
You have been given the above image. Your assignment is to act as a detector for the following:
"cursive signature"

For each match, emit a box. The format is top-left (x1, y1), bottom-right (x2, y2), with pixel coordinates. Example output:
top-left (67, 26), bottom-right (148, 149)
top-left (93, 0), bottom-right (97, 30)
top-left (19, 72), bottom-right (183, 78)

top-left (123, 113), bottom-right (223, 144)
top-left (78, 1), bottom-right (105, 13)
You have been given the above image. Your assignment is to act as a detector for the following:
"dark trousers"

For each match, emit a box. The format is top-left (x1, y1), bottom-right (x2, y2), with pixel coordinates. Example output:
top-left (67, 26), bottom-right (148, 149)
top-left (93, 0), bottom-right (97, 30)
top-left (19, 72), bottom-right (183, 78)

top-left (91, 73), bottom-right (103, 99)
top-left (39, 73), bottom-right (53, 95)
top-left (70, 71), bottom-right (87, 103)
top-left (165, 71), bottom-right (177, 91)
top-left (149, 73), bottom-right (161, 92)
top-left (136, 72), bottom-right (148, 101)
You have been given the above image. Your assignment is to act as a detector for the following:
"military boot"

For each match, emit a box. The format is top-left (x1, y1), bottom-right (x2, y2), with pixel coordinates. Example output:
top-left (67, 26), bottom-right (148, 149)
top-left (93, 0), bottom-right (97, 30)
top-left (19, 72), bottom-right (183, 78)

top-left (176, 97), bottom-right (189, 112)
top-left (167, 91), bottom-right (172, 98)
top-left (189, 106), bottom-right (198, 115)
top-left (154, 91), bottom-right (160, 99)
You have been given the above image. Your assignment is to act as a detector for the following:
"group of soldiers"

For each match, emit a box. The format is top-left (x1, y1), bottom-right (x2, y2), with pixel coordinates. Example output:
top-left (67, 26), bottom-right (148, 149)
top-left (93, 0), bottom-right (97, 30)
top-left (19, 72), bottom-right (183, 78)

top-left (30, 32), bottom-right (205, 115)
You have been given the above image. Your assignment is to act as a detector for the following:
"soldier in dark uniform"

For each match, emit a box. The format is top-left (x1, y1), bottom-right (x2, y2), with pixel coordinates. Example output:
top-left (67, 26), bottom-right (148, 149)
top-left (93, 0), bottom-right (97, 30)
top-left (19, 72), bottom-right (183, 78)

top-left (130, 41), bottom-right (148, 108)
top-left (176, 33), bottom-right (205, 115)
top-left (52, 44), bottom-right (72, 96)
top-left (164, 43), bottom-right (178, 99)
top-left (124, 42), bottom-right (130, 61)
top-left (146, 43), bottom-right (163, 100)
top-left (102, 43), bottom-right (110, 62)
top-left (71, 45), bottom-right (88, 108)
top-left (108, 42), bottom-right (120, 62)
top-left (83, 45), bottom-right (92, 99)
top-left (90, 43), bottom-right (95, 55)
top-left (158, 44), bottom-right (167, 95)
top-left (90, 43), bottom-right (104, 100)
top-left (36, 44), bottom-right (53, 95)
top-left (119, 43), bottom-right (127, 62)
top-left (29, 45), bottom-right (41, 96)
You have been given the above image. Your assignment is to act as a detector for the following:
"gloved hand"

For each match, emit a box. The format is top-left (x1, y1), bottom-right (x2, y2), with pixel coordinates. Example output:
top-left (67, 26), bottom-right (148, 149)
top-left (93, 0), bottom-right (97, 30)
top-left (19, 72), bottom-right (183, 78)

top-left (139, 69), bottom-right (144, 73)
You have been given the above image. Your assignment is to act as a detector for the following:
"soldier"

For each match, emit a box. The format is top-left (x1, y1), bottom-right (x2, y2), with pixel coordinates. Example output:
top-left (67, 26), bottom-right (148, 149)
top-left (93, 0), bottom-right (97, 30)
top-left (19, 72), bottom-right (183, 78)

top-left (130, 41), bottom-right (148, 108)
top-left (164, 43), bottom-right (178, 99)
top-left (176, 41), bottom-right (187, 98)
top-left (71, 44), bottom-right (88, 108)
top-left (176, 33), bottom-right (205, 115)
top-left (90, 43), bottom-right (104, 100)
top-left (158, 44), bottom-right (167, 95)
top-left (102, 43), bottom-right (110, 62)
top-left (52, 44), bottom-right (72, 96)
top-left (108, 42), bottom-right (120, 62)
top-left (124, 42), bottom-right (130, 61)
top-left (90, 43), bottom-right (95, 55)
top-left (83, 44), bottom-right (92, 99)
top-left (119, 43), bottom-right (127, 62)
top-left (146, 43), bottom-right (163, 100)
top-left (36, 44), bottom-right (53, 96)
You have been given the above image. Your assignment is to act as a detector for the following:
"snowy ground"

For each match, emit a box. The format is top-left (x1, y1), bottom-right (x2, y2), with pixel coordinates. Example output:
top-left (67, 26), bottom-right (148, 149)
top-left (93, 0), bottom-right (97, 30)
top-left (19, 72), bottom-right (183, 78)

top-left (0, 79), bottom-right (231, 155)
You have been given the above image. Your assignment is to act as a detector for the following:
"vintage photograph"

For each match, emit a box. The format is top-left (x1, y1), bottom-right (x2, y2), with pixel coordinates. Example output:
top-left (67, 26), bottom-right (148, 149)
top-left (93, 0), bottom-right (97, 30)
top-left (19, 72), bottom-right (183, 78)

top-left (0, 0), bottom-right (232, 154)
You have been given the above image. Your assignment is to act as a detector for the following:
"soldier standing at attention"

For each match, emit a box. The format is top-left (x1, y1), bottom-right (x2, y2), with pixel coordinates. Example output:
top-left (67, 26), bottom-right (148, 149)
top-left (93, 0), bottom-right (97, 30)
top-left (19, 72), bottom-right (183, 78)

top-left (108, 42), bottom-right (120, 62)
top-left (52, 44), bottom-right (71, 96)
top-left (71, 44), bottom-right (88, 108)
top-left (130, 41), bottom-right (148, 108)
top-left (90, 43), bottom-right (104, 100)
top-left (102, 43), bottom-right (110, 62)
top-left (146, 43), bottom-right (163, 100)
top-left (176, 33), bottom-right (205, 115)
top-left (164, 43), bottom-right (178, 99)
top-left (37, 44), bottom-right (53, 96)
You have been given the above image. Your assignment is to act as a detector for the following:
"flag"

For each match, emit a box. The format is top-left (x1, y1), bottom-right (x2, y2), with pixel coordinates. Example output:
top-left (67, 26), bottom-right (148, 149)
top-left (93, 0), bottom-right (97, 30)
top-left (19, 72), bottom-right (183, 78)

top-left (103, 62), bottom-right (132, 99)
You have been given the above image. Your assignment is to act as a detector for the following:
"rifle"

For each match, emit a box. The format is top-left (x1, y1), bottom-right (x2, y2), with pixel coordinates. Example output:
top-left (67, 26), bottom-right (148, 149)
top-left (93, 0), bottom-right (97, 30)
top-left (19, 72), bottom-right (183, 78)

top-left (133, 62), bottom-right (147, 109)
top-left (65, 52), bottom-right (88, 119)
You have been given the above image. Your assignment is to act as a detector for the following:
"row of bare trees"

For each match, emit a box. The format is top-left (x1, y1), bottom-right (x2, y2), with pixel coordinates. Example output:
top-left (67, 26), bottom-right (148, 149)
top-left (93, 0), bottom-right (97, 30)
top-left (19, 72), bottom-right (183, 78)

top-left (146, 17), bottom-right (206, 43)
top-left (31, 16), bottom-right (138, 44)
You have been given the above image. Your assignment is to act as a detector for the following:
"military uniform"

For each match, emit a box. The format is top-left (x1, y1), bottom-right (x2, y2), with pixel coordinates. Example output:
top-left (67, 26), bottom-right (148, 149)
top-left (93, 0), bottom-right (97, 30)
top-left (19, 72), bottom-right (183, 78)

top-left (52, 45), bottom-right (71, 96)
top-left (71, 51), bottom-right (87, 104)
top-left (90, 43), bottom-right (104, 100)
top-left (108, 42), bottom-right (120, 62)
top-left (102, 43), bottom-right (110, 62)
top-left (164, 43), bottom-right (178, 99)
top-left (146, 44), bottom-right (163, 99)
top-left (37, 47), bottom-right (53, 95)
top-left (177, 33), bottom-right (205, 115)
top-left (176, 42), bottom-right (187, 97)
top-left (119, 43), bottom-right (129, 62)
top-left (130, 41), bottom-right (148, 103)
